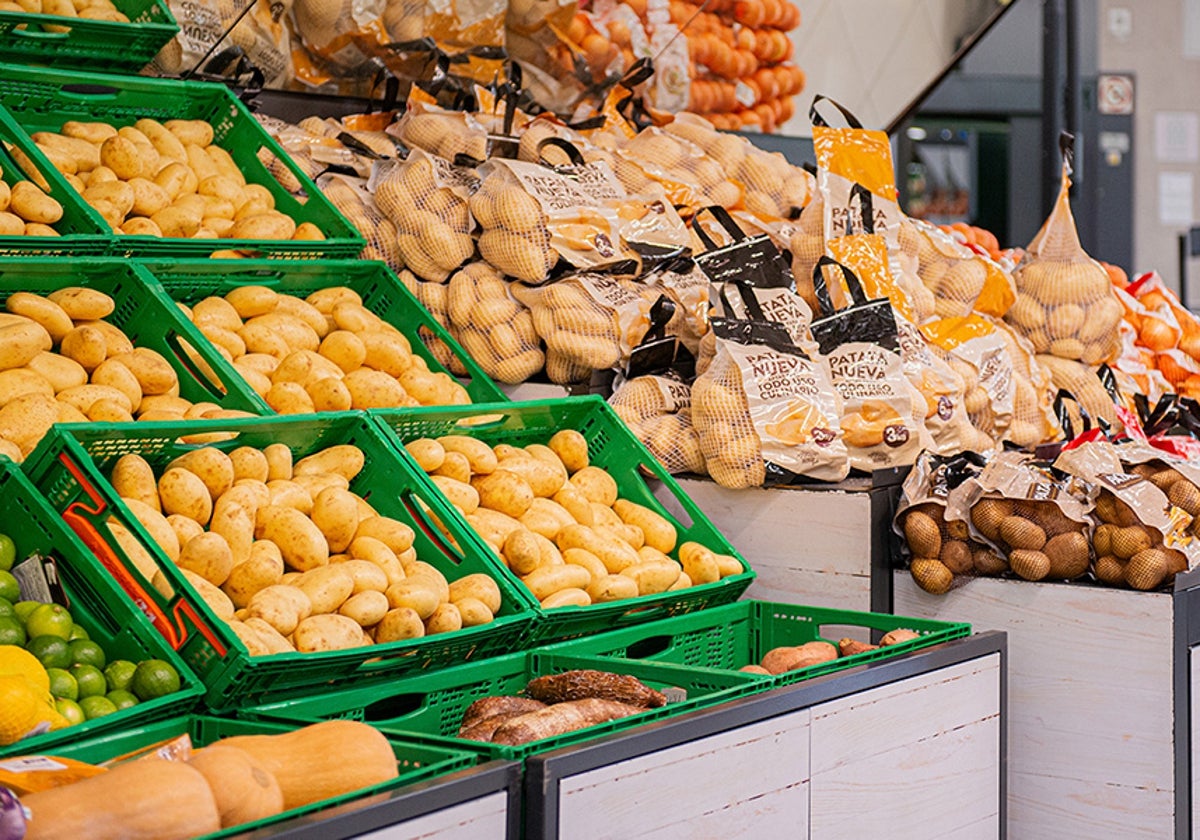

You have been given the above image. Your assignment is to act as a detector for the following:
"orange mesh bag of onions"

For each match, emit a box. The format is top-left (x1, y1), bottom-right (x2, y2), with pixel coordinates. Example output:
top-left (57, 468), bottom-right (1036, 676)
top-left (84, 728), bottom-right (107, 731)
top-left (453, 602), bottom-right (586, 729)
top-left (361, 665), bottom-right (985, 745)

top-left (394, 268), bottom-right (468, 376)
top-left (692, 318), bottom-right (848, 489)
top-left (372, 149), bottom-right (478, 282)
top-left (894, 450), bottom-right (992, 594)
top-left (1056, 439), bottom-right (1199, 589)
top-left (1007, 135), bottom-right (1123, 365)
top-left (951, 450), bottom-right (1094, 584)
top-left (446, 262), bottom-right (544, 384)
top-left (609, 375), bottom-right (707, 475)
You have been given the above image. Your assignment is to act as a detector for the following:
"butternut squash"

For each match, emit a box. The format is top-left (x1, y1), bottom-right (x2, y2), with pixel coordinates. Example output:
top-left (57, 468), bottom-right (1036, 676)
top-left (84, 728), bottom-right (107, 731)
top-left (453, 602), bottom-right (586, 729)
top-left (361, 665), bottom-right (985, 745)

top-left (189, 744), bottom-right (285, 829)
top-left (218, 720), bottom-right (398, 809)
top-left (22, 758), bottom-right (220, 840)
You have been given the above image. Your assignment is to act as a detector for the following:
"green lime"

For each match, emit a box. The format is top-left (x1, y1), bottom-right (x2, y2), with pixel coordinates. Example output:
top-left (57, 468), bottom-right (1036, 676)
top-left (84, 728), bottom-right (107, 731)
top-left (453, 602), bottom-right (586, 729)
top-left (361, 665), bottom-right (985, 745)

top-left (106, 689), bottom-right (138, 711)
top-left (0, 535), bottom-right (15, 572)
top-left (13, 601), bottom-right (39, 623)
top-left (0, 571), bottom-right (18, 604)
top-left (103, 660), bottom-right (136, 693)
top-left (79, 695), bottom-right (117, 720)
top-left (0, 598), bottom-right (14, 619)
top-left (46, 667), bottom-right (78, 702)
top-left (68, 639), bottom-right (105, 670)
top-left (68, 624), bottom-right (89, 642)
top-left (26, 635), bottom-right (70, 669)
top-left (131, 659), bottom-right (180, 701)
top-left (72, 664), bottom-right (106, 699)
top-left (25, 604), bottom-right (74, 640)
top-left (55, 697), bottom-right (85, 727)
top-left (0, 616), bottom-right (25, 647)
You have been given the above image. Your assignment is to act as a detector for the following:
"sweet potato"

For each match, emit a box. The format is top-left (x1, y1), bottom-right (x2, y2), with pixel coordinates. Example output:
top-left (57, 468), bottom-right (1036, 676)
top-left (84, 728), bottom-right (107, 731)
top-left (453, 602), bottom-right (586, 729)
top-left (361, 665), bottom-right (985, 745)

top-left (490, 698), bottom-right (645, 745)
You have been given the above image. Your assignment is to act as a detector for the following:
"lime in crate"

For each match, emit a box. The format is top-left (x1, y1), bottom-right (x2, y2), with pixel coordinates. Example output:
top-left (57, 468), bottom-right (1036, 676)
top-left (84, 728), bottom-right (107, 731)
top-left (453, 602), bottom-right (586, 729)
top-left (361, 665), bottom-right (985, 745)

top-left (0, 457), bottom-right (201, 758)
top-left (369, 396), bottom-right (755, 645)
top-left (6, 714), bottom-right (477, 839)
top-left (140, 257), bottom-right (506, 410)
top-left (21, 411), bottom-right (537, 711)
top-left (241, 647), bottom-right (760, 761)
top-left (0, 64), bottom-right (363, 258)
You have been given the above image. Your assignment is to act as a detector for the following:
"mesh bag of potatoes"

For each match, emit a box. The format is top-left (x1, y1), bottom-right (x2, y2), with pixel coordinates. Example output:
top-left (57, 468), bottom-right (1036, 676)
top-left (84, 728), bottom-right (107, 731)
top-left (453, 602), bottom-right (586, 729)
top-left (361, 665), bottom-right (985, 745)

top-left (104, 441), bottom-right (507, 653)
top-left (182, 282), bottom-right (471, 413)
top-left (614, 127), bottom-right (742, 213)
top-left (376, 0), bottom-right (507, 83)
top-left (693, 317), bottom-right (848, 489)
top-left (402, 430), bottom-right (742, 610)
top-left (513, 272), bottom-right (663, 381)
top-left (317, 173), bottom-right (406, 270)
top-left (825, 209), bottom-right (936, 327)
top-left (808, 257), bottom-right (933, 471)
top-left (393, 268), bottom-right (469, 377)
top-left (895, 451), bottom-right (996, 594)
top-left (392, 100), bottom-right (489, 162)
top-left (371, 149), bottom-right (477, 283)
top-left (921, 315), bottom-right (1015, 445)
top-left (470, 156), bottom-right (628, 284)
top-left (993, 320), bottom-right (1060, 448)
top-left (953, 450), bottom-right (1094, 584)
top-left (642, 258), bottom-right (711, 355)
top-left (1056, 440), bottom-right (1200, 589)
top-left (663, 112), bottom-right (814, 219)
top-left (608, 374), bottom-right (707, 475)
top-left (1007, 139), bottom-right (1123, 366)
top-left (25, 117), bottom-right (326, 243)
top-left (910, 217), bottom-right (1016, 321)
top-left (1036, 354), bottom-right (1119, 433)
top-left (153, 0), bottom-right (294, 88)
top-left (446, 261), bottom-right (544, 384)
top-left (288, 0), bottom-right (390, 75)
top-left (0, 286), bottom-right (260, 461)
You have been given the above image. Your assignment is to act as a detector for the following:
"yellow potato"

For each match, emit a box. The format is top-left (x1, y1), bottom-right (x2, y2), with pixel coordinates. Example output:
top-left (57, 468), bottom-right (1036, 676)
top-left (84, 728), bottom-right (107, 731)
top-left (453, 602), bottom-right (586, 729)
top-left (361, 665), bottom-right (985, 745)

top-left (294, 613), bottom-right (362, 652)
top-left (454, 596), bottom-right (494, 626)
top-left (293, 444), bottom-right (365, 482)
top-left (179, 568), bottom-right (236, 621)
top-left (562, 547), bottom-right (607, 581)
top-left (158, 466), bottom-right (213, 525)
top-left (338, 590), bottom-right (389, 627)
top-left (405, 438), bottom-right (445, 472)
top-left (586, 573), bottom-right (639, 602)
top-left (521, 563), bottom-right (590, 601)
top-left (255, 504), bottom-right (330, 571)
top-left (678, 541), bottom-right (721, 584)
top-left (121, 496), bottom-right (180, 562)
top-left (473, 470), bottom-right (534, 518)
top-left (447, 573), bottom-right (501, 613)
top-left (541, 588), bottom-right (591, 608)
top-left (89, 358), bottom-right (142, 408)
top-left (353, 515), bottom-right (415, 554)
top-left (437, 435), bottom-right (497, 475)
top-left (309, 486), bottom-right (359, 554)
top-left (613, 499), bottom-right (677, 554)
top-left (552, 485), bottom-right (595, 526)
top-left (263, 443), bottom-right (292, 481)
top-left (266, 381), bottom-right (314, 414)
top-left (57, 325), bottom-right (107, 372)
top-left (134, 118), bottom-right (187, 164)
top-left (47, 286), bottom-right (114, 321)
top-left (61, 120), bottom-right (117, 145)
top-left (6, 292), bottom-right (71, 343)
top-left (622, 559), bottom-right (682, 595)
top-left (293, 565), bottom-right (355, 614)
top-left (348, 536), bottom-right (405, 587)
top-left (167, 447), bottom-right (234, 500)
top-left (360, 331), bottom-right (413, 377)
top-left (501, 527), bottom-right (542, 575)
top-left (494, 456), bottom-right (564, 498)
top-left (0, 368), bottom-right (52, 405)
top-left (229, 446), bottom-right (270, 483)
top-left (9, 182), bottom-right (63, 225)
top-left (335, 558), bottom-right (390, 594)
top-left (114, 347), bottom-right (178, 396)
top-left (424, 602), bottom-right (463, 635)
top-left (384, 578), bottom-right (441, 619)
top-left (99, 135), bottom-right (144, 181)
top-left (221, 541), bottom-right (285, 607)
top-left (111, 453), bottom-right (161, 512)
top-left (0, 321), bottom-right (50, 372)
top-left (266, 479), bottom-right (314, 515)
top-left (432, 451), bottom-right (471, 483)
top-left (549, 429), bottom-right (589, 473)
top-left (569, 466), bottom-right (618, 506)
top-left (177, 531), bottom-right (234, 587)
top-left (246, 584), bottom-right (312, 636)
top-left (166, 119), bottom-right (214, 148)
top-left (554, 524), bottom-right (640, 574)
top-left (374, 607), bottom-right (425, 642)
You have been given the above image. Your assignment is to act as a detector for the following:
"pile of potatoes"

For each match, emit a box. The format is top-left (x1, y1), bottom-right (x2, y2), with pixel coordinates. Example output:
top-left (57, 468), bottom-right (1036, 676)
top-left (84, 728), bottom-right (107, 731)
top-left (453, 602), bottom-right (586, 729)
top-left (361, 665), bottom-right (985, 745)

top-left (180, 282), bottom-right (471, 414)
top-left (403, 428), bottom-right (743, 609)
top-left (468, 170), bottom-right (557, 284)
top-left (901, 503), bottom-right (997, 595)
top-left (108, 442), bottom-right (502, 656)
top-left (0, 164), bottom-right (66, 237)
top-left (0, 287), bottom-right (255, 461)
top-left (0, 0), bottom-right (130, 23)
top-left (743, 629), bottom-right (920, 676)
top-left (21, 117), bottom-right (325, 243)
top-left (446, 262), bottom-right (544, 385)
top-left (967, 497), bottom-right (1092, 583)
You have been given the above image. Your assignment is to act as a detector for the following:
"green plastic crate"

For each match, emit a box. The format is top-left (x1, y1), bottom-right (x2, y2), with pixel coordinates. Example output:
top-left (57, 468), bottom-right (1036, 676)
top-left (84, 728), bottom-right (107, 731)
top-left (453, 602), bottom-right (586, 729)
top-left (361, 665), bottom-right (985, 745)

top-left (0, 64), bottom-right (364, 259)
top-left (369, 396), bottom-right (756, 644)
top-left (540, 600), bottom-right (973, 689)
top-left (0, 459), bottom-right (202, 758)
top-left (140, 257), bottom-right (507, 408)
top-left (21, 411), bottom-right (537, 711)
top-left (0, 109), bottom-right (107, 255)
top-left (27, 714), bottom-right (477, 839)
top-left (0, 258), bottom-right (263, 413)
top-left (0, 0), bottom-right (177, 73)
top-left (242, 648), bottom-right (761, 760)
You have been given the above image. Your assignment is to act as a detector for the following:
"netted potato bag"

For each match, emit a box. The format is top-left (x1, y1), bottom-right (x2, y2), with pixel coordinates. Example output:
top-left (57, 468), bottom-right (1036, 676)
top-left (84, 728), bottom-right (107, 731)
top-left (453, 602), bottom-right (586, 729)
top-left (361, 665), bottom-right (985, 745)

top-left (393, 102), bottom-right (489, 161)
top-left (645, 260), bottom-right (710, 354)
top-left (692, 320), bottom-right (848, 489)
top-left (1036, 354), bottom-right (1119, 431)
top-left (617, 127), bottom-right (742, 213)
top-left (1120, 442), bottom-right (1200, 545)
top-left (317, 174), bottom-right (405, 270)
top-left (911, 218), bottom-right (1016, 321)
top-left (664, 113), bottom-right (813, 218)
top-left (948, 450), bottom-right (1094, 584)
top-left (788, 195), bottom-right (829, 315)
top-left (373, 149), bottom-right (477, 283)
top-left (922, 315), bottom-right (1015, 443)
top-left (514, 273), bottom-right (661, 379)
top-left (472, 158), bottom-right (631, 283)
top-left (155, 0), bottom-right (293, 87)
top-left (1008, 145), bottom-right (1122, 365)
top-left (609, 375), bottom-right (706, 475)
top-left (394, 268), bottom-right (468, 376)
top-left (992, 320), bottom-right (1059, 447)
top-left (1056, 440), bottom-right (1200, 588)
top-left (446, 262), bottom-right (544, 384)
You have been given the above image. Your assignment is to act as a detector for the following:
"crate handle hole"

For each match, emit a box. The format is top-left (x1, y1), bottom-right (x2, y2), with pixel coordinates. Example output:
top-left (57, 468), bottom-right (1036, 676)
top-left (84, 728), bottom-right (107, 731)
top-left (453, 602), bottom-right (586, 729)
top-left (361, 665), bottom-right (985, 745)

top-left (361, 692), bottom-right (425, 722)
top-left (164, 332), bottom-right (231, 401)
top-left (451, 413), bottom-right (509, 431)
top-left (13, 26), bottom-right (71, 40)
top-left (60, 83), bottom-right (120, 98)
top-left (403, 491), bottom-right (466, 566)
top-left (624, 634), bottom-right (673, 658)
